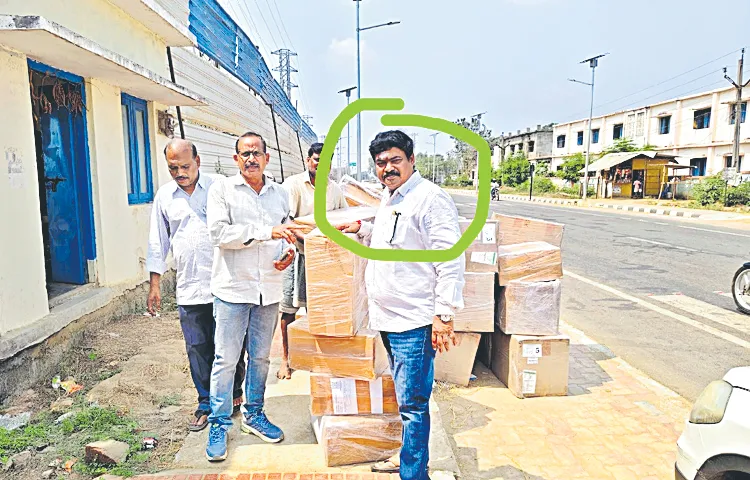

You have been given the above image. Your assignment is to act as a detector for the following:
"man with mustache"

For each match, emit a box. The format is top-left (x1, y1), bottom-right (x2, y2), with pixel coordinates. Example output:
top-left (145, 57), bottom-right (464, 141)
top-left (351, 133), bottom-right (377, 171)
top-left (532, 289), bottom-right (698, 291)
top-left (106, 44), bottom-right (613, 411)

top-left (276, 142), bottom-right (348, 380)
top-left (146, 139), bottom-right (246, 432)
top-left (205, 131), bottom-right (301, 461)
top-left (338, 130), bottom-right (465, 480)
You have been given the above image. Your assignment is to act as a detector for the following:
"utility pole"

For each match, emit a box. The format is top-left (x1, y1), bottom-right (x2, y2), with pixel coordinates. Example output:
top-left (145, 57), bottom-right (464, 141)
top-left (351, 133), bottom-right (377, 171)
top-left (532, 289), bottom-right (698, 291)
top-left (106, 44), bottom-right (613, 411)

top-left (338, 86), bottom-right (357, 178)
top-left (470, 112), bottom-right (486, 189)
top-left (570, 53), bottom-right (608, 201)
top-left (429, 133), bottom-right (439, 183)
top-left (272, 48), bottom-right (298, 99)
top-left (724, 48), bottom-right (749, 170)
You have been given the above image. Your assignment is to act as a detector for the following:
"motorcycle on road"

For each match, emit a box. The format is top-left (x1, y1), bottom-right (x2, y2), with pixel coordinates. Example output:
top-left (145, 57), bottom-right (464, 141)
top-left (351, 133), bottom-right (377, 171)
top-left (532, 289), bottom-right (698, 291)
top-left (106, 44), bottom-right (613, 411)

top-left (732, 263), bottom-right (750, 315)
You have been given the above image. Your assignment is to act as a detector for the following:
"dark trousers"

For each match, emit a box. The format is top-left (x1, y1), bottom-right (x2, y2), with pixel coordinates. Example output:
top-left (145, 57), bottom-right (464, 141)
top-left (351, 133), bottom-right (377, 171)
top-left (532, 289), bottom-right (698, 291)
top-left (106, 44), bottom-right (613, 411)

top-left (381, 325), bottom-right (435, 480)
top-left (178, 303), bottom-right (246, 413)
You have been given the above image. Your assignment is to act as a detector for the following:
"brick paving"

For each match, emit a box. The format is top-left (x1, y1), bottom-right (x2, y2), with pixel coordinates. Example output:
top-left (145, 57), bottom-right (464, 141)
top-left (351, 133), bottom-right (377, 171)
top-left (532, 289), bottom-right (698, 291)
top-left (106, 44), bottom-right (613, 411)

top-left (434, 321), bottom-right (692, 479)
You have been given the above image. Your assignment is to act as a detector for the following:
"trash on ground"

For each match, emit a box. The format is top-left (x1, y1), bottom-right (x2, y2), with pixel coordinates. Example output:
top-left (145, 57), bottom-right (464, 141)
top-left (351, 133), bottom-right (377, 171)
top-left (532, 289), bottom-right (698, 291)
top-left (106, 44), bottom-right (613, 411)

top-left (0, 411), bottom-right (31, 431)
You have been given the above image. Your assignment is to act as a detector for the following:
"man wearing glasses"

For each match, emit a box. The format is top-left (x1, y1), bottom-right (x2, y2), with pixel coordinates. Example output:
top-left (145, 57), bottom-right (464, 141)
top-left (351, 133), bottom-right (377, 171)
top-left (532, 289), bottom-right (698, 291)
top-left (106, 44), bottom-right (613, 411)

top-left (205, 131), bottom-right (302, 461)
top-left (337, 130), bottom-right (465, 480)
top-left (276, 142), bottom-right (348, 380)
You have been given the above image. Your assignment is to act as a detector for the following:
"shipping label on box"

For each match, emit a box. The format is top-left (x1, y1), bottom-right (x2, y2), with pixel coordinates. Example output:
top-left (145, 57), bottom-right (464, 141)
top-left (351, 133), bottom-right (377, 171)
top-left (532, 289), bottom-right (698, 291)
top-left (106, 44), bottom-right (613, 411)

top-left (491, 331), bottom-right (570, 398)
top-left (498, 279), bottom-right (561, 335)
top-left (497, 241), bottom-right (563, 286)
top-left (310, 374), bottom-right (399, 416)
top-left (460, 220), bottom-right (500, 273)
top-left (455, 272), bottom-right (495, 332)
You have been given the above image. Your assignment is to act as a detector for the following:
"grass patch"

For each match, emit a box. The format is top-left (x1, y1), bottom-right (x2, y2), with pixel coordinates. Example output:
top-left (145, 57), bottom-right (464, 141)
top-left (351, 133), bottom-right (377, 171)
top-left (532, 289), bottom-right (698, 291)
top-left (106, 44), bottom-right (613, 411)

top-left (0, 406), bottom-right (154, 477)
top-left (156, 393), bottom-right (181, 408)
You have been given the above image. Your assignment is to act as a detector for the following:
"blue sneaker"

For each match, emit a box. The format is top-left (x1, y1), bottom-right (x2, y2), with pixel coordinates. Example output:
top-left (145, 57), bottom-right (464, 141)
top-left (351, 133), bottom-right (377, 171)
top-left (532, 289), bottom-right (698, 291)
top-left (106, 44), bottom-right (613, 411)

top-left (241, 411), bottom-right (284, 443)
top-left (205, 423), bottom-right (228, 461)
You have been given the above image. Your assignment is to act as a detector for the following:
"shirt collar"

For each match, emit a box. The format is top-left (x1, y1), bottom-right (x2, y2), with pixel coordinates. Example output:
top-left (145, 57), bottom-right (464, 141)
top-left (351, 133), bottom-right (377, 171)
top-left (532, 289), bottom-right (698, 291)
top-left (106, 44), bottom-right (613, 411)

top-left (391, 170), bottom-right (422, 199)
top-left (231, 172), bottom-right (274, 194)
top-left (172, 172), bottom-right (207, 195)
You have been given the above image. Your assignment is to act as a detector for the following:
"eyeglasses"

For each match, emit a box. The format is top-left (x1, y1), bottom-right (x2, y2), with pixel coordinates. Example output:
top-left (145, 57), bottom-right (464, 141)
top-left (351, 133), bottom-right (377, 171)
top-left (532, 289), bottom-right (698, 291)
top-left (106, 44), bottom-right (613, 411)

top-left (239, 150), bottom-right (265, 159)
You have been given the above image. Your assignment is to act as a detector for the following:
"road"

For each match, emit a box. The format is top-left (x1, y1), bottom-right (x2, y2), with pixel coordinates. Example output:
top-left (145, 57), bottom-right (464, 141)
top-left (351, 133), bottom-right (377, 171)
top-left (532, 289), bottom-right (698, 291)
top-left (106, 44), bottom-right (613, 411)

top-left (451, 193), bottom-right (750, 401)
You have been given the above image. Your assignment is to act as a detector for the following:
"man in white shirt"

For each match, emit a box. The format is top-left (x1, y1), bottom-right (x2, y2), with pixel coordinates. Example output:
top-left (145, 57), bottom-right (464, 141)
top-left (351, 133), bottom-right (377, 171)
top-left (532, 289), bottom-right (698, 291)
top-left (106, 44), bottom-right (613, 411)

top-left (338, 130), bottom-right (465, 480)
top-left (277, 142), bottom-right (348, 380)
top-left (146, 139), bottom-right (246, 432)
top-left (205, 131), bottom-right (301, 461)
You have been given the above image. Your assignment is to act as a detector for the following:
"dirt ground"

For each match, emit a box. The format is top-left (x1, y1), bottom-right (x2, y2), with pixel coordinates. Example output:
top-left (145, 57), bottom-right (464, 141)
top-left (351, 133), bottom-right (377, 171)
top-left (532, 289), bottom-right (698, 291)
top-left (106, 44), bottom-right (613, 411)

top-left (0, 296), bottom-right (198, 480)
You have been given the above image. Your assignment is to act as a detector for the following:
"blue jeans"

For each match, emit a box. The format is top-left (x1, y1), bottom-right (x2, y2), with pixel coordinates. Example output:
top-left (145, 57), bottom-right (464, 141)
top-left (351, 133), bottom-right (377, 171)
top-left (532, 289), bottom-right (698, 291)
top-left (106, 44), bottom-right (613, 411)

top-left (381, 325), bottom-right (435, 480)
top-left (178, 304), bottom-right (246, 413)
top-left (208, 297), bottom-right (280, 426)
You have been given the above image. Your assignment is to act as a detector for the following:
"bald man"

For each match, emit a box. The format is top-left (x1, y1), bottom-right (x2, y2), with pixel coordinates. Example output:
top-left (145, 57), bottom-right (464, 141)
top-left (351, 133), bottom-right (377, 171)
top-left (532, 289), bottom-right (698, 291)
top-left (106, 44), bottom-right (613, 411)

top-left (146, 139), bottom-right (246, 432)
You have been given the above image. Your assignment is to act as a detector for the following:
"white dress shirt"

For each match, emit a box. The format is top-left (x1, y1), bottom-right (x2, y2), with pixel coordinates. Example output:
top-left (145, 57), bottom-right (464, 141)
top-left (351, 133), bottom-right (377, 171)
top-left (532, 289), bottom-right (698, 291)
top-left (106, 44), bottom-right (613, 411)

top-left (146, 172), bottom-right (217, 305)
top-left (207, 173), bottom-right (291, 305)
top-left (358, 171), bottom-right (465, 333)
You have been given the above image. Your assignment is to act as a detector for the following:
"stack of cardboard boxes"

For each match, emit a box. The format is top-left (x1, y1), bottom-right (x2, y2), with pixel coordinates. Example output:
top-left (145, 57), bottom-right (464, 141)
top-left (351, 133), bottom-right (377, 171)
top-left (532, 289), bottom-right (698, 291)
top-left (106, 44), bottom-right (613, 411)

top-left (488, 213), bottom-right (569, 398)
top-left (288, 210), bottom-right (402, 467)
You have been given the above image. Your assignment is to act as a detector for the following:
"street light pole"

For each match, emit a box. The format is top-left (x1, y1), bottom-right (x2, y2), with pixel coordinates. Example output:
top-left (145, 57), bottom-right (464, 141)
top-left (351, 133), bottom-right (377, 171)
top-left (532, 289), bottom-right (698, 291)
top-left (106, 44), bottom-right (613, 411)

top-left (429, 133), bottom-right (439, 183)
top-left (338, 86), bottom-right (357, 178)
top-left (569, 53), bottom-right (607, 201)
top-left (354, 0), bottom-right (400, 182)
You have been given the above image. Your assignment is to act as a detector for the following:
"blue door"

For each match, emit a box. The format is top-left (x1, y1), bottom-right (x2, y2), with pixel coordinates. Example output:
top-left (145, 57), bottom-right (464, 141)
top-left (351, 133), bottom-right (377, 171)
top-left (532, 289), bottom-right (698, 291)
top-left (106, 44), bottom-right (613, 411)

top-left (29, 62), bottom-right (95, 285)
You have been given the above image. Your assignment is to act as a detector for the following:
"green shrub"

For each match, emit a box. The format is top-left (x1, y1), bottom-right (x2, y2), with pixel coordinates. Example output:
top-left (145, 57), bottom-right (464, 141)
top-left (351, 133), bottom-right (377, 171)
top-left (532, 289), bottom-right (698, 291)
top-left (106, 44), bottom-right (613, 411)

top-left (691, 175), bottom-right (727, 205)
top-left (726, 181), bottom-right (750, 206)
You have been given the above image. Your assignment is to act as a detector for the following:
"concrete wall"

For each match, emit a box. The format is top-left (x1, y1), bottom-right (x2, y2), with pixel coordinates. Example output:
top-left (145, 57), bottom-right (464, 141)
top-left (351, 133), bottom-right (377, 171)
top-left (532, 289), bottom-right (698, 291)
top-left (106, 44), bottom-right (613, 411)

top-left (0, 0), bottom-right (170, 77)
top-left (0, 46), bottom-right (49, 335)
top-left (551, 87), bottom-right (749, 174)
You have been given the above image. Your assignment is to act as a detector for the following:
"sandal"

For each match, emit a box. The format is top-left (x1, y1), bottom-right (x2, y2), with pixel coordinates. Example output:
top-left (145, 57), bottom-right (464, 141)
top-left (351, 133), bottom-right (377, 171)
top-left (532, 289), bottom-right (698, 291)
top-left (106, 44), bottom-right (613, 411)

top-left (188, 409), bottom-right (209, 432)
top-left (233, 396), bottom-right (243, 415)
top-left (371, 455), bottom-right (400, 473)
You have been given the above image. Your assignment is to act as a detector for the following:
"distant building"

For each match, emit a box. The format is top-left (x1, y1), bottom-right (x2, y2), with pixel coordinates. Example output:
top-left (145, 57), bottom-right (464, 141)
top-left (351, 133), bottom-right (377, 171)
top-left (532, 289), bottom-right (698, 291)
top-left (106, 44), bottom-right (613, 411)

top-left (498, 124), bottom-right (555, 165)
top-left (551, 86), bottom-right (749, 176)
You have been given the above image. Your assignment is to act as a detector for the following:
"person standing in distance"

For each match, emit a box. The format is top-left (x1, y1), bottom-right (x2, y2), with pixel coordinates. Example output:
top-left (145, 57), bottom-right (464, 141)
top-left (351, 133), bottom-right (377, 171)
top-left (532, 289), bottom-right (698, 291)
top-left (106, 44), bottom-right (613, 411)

top-left (337, 130), bottom-right (465, 480)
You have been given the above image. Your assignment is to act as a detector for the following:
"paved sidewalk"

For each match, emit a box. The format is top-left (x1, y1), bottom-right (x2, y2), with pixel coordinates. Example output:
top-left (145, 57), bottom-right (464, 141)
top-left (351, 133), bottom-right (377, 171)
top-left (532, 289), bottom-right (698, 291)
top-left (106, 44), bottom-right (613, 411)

top-left (433, 321), bottom-right (693, 480)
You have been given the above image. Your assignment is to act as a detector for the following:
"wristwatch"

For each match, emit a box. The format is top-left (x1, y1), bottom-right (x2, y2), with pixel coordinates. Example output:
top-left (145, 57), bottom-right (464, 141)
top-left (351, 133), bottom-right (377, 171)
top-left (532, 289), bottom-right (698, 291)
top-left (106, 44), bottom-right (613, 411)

top-left (439, 314), bottom-right (454, 323)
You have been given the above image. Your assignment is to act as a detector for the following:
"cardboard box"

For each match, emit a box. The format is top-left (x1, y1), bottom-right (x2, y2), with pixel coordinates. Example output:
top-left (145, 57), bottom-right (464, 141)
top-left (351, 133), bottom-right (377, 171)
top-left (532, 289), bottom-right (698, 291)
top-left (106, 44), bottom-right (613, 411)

top-left (339, 175), bottom-right (383, 208)
top-left (312, 415), bottom-right (402, 467)
top-left (288, 317), bottom-right (389, 380)
top-left (434, 332), bottom-right (481, 387)
top-left (459, 220), bottom-right (500, 273)
top-left (491, 213), bottom-right (565, 247)
top-left (491, 331), bottom-right (570, 398)
top-left (498, 279), bottom-right (561, 335)
top-left (293, 206), bottom-right (377, 234)
top-left (455, 272), bottom-right (495, 332)
top-left (305, 231), bottom-right (368, 337)
top-left (497, 242), bottom-right (563, 286)
top-left (310, 374), bottom-right (399, 416)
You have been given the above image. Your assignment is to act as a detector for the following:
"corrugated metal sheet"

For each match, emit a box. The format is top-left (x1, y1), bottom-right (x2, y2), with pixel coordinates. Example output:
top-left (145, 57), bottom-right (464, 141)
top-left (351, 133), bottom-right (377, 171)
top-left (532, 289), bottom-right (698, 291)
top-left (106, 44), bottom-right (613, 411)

top-left (187, 0), bottom-right (317, 145)
top-left (152, 0), bottom-right (190, 29)
top-left (171, 47), bottom-right (307, 180)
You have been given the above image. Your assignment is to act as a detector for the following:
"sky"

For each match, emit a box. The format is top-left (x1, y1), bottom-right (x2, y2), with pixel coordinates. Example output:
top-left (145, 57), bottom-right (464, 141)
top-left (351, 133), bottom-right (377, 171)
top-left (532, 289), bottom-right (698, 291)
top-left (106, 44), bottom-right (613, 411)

top-left (223, 0), bottom-right (750, 167)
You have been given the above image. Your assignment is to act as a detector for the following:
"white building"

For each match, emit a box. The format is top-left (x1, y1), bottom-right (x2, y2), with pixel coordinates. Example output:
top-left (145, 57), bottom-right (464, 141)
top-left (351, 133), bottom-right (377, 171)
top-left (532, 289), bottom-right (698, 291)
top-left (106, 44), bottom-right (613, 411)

top-left (0, 0), bottom-right (315, 360)
top-left (551, 86), bottom-right (749, 176)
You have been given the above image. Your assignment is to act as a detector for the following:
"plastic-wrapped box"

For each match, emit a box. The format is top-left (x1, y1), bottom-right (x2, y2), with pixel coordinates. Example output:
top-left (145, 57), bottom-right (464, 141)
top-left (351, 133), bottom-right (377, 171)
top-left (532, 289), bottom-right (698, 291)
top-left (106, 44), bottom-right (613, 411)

top-left (491, 213), bottom-right (565, 247)
top-left (288, 317), bottom-right (390, 380)
top-left (434, 332), bottom-right (481, 387)
top-left (292, 206), bottom-right (377, 236)
top-left (455, 272), bottom-right (495, 332)
top-left (310, 374), bottom-right (399, 416)
top-left (312, 415), bottom-right (403, 467)
top-left (305, 230), bottom-right (368, 337)
top-left (497, 241), bottom-right (563, 286)
top-left (491, 331), bottom-right (570, 398)
top-left (339, 175), bottom-right (383, 208)
top-left (498, 279), bottom-right (561, 335)
top-left (459, 220), bottom-right (500, 273)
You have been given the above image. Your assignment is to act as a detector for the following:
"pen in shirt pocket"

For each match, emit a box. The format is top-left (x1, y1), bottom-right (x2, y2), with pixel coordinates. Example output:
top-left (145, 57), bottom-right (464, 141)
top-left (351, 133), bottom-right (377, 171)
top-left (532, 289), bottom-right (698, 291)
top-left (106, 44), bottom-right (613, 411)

top-left (389, 210), bottom-right (402, 244)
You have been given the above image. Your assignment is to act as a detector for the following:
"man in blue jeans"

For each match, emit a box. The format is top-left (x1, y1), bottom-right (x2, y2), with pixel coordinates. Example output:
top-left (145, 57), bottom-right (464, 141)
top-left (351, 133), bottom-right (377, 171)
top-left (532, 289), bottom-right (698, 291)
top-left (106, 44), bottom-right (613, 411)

top-left (338, 130), bottom-right (465, 480)
top-left (205, 131), bottom-right (301, 461)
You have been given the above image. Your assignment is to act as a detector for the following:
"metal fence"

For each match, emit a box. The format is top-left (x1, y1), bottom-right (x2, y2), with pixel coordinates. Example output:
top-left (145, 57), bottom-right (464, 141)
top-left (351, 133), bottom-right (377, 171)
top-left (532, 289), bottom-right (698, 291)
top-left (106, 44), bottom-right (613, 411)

top-left (188, 0), bottom-right (317, 145)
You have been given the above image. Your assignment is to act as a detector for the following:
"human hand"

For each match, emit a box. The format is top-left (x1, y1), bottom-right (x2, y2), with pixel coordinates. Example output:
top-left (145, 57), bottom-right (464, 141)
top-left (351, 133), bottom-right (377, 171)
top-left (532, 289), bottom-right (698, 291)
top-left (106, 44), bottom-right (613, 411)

top-left (272, 224), bottom-right (303, 243)
top-left (273, 248), bottom-right (295, 271)
top-left (147, 284), bottom-right (161, 316)
top-left (336, 221), bottom-right (361, 234)
top-left (432, 316), bottom-right (458, 353)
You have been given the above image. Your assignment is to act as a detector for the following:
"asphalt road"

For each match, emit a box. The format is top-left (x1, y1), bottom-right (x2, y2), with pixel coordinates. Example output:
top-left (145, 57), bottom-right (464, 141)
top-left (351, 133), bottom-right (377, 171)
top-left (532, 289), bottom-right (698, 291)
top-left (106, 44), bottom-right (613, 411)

top-left (451, 193), bottom-right (750, 401)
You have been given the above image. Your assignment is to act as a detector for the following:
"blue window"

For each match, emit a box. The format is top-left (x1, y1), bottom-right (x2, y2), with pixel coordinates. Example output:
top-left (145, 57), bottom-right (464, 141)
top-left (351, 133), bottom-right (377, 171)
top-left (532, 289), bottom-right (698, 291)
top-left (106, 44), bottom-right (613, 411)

top-left (592, 129), bottom-right (600, 144)
top-left (121, 93), bottom-right (153, 204)
top-left (694, 108), bottom-right (711, 130)
top-left (557, 135), bottom-right (566, 148)
top-left (577, 131), bottom-right (584, 146)
top-left (730, 102), bottom-right (747, 125)
top-left (613, 124), bottom-right (623, 139)
top-left (659, 116), bottom-right (671, 135)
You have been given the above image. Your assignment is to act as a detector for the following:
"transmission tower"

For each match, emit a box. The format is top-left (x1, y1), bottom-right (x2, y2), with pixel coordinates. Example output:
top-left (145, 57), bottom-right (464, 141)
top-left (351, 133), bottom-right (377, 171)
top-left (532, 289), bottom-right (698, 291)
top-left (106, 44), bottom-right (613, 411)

top-left (272, 48), bottom-right (298, 99)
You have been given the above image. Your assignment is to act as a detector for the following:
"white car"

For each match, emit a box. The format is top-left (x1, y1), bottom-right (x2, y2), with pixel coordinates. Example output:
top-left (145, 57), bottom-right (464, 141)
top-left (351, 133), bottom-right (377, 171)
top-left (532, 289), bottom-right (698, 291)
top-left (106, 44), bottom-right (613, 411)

top-left (676, 366), bottom-right (750, 480)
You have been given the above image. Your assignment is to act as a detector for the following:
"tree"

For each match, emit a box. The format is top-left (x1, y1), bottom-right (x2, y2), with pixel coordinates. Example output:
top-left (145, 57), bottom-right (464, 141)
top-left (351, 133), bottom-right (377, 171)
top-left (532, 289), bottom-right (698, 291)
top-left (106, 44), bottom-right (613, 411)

top-left (415, 152), bottom-right (455, 183)
top-left (601, 137), bottom-right (657, 155)
top-left (449, 117), bottom-right (497, 174)
top-left (500, 152), bottom-right (530, 187)
top-left (556, 153), bottom-right (586, 184)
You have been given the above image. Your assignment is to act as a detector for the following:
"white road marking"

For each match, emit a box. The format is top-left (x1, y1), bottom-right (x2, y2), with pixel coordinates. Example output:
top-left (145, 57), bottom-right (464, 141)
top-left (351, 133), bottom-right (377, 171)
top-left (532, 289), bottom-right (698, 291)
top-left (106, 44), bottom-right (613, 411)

top-left (564, 270), bottom-right (750, 349)
top-left (649, 295), bottom-right (750, 336)
top-left (715, 291), bottom-right (733, 298)
top-left (639, 220), bottom-right (670, 226)
top-left (678, 226), bottom-right (750, 238)
top-left (625, 236), bottom-right (697, 252)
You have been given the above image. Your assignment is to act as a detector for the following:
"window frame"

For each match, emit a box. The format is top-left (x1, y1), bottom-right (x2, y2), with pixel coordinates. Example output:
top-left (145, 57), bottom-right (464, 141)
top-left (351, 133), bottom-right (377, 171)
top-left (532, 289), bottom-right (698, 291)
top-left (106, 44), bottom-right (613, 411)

top-left (592, 128), bottom-right (600, 144)
top-left (659, 116), bottom-right (671, 135)
top-left (557, 135), bottom-right (566, 148)
top-left (613, 124), bottom-right (624, 139)
top-left (528, 140), bottom-right (535, 153)
top-left (577, 131), bottom-right (584, 146)
top-left (121, 93), bottom-right (154, 205)
top-left (693, 107), bottom-right (711, 130)
top-left (730, 102), bottom-right (747, 125)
